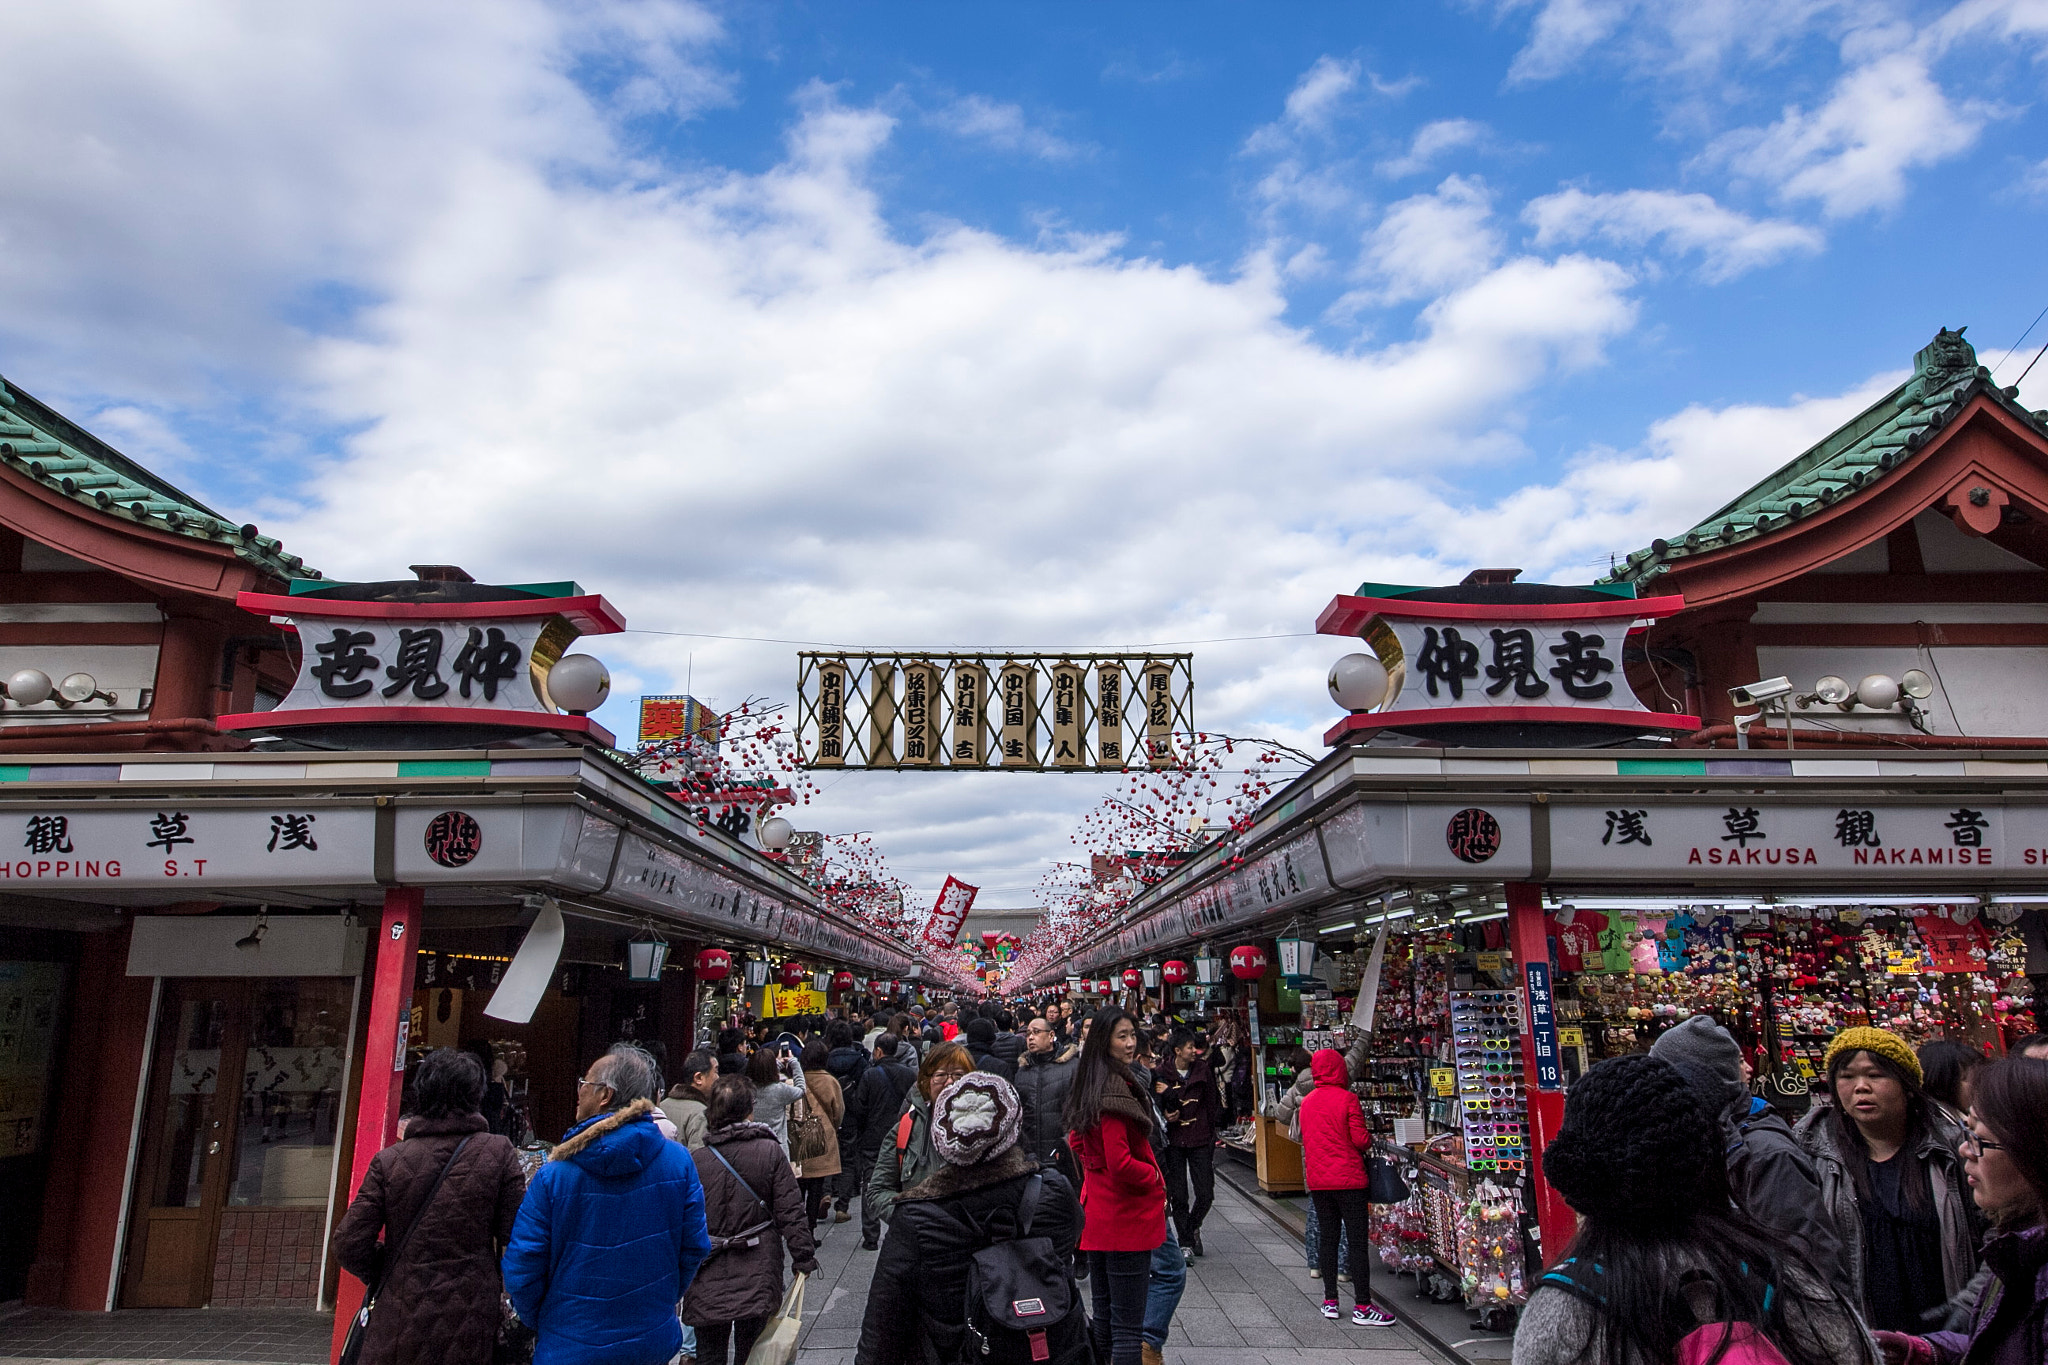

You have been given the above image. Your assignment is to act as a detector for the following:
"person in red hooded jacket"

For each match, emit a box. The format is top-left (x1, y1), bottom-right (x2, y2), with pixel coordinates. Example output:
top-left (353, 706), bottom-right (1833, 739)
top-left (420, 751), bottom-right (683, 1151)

top-left (1299, 1048), bottom-right (1395, 1328)
top-left (1064, 1008), bottom-right (1167, 1365)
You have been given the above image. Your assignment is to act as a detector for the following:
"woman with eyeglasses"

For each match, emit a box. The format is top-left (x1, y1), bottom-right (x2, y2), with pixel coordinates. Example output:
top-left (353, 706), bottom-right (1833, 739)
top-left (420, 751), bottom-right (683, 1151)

top-left (1795, 1028), bottom-right (1981, 1333)
top-left (865, 1041), bottom-right (972, 1230)
top-left (1062, 1008), bottom-right (1167, 1365)
top-left (1868, 1056), bottom-right (2048, 1365)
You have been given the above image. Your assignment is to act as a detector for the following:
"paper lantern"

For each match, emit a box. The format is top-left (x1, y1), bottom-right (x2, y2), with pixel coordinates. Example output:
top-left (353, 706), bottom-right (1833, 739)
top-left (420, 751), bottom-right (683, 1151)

top-left (1094, 979), bottom-right (1113, 996)
top-left (694, 947), bottom-right (732, 981)
top-left (1229, 944), bottom-right (1269, 981)
top-left (832, 970), bottom-right (855, 991)
top-left (779, 961), bottom-right (807, 989)
top-left (1162, 960), bottom-right (1190, 985)
top-left (1122, 968), bottom-right (1143, 990)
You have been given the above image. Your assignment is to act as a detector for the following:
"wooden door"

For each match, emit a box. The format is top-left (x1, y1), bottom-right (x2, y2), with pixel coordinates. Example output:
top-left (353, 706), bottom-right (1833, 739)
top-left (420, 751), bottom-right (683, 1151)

top-left (121, 980), bottom-right (250, 1308)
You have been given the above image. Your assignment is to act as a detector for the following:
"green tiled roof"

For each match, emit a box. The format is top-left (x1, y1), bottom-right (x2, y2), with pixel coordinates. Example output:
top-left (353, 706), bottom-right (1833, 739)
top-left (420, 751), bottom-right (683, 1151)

top-left (0, 375), bottom-right (315, 582)
top-left (1604, 328), bottom-right (2048, 586)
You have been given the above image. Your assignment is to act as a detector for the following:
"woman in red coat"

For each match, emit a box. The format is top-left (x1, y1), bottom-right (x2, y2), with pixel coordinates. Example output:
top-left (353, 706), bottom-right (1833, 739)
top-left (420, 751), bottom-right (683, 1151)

top-left (1299, 1048), bottom-right (1395, 1328)
top-left (1063, 1008), bottom-right (1166, 1365)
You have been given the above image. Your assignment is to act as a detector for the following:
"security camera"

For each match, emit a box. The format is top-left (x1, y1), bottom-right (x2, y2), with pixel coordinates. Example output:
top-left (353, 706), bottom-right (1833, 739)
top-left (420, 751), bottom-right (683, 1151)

top-left (1729, 677), bottom-right (1794, 706)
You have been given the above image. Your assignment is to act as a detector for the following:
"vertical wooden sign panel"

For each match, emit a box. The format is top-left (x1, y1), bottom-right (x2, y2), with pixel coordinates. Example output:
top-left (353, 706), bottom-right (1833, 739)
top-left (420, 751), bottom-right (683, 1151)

top-left (1049, 661), bottom-right (1085, 768)
top-left (950, 664), bottom-right (987, 766)
top-left (901, 662), bottom-right (939, 766)
top-left (868, 663), bottom-right (898, 768)
top-left (814, 660), bottom-right (847, 767)
top-left (1097, 664), bottom-right (1126, 768)
top-left (997, 663), bottom-right (1037, 767)
top-left (1143, 661), bottom-right (1175, 767)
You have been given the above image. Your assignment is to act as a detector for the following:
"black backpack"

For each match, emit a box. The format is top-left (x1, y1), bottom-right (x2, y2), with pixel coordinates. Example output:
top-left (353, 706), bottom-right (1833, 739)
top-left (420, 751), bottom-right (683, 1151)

top-left (961, 1175), bottom-right (1086, 1364)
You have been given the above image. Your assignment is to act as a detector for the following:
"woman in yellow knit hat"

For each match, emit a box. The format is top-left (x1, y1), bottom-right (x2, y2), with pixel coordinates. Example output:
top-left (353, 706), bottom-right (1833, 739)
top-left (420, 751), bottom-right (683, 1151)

top-left (1794, 1027), bottom-right (1982, 1334)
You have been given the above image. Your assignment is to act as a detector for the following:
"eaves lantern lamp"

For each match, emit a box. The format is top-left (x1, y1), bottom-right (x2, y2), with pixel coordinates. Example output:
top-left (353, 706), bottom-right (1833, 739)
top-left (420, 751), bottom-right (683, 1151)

top-left (1276, 925), bottom-right (1315, 980)
top-left (1121, 968), bottom-right (1143, 990)
top-left (625, 925), bottom-right (669, 983)
top-left (780, 960), bottom-right (808, 989)
top-left (1066, 974), bottom-right (1083, 994)
top-left (1229, 944), bottom-right (1269, 981)
top-left (1141, 964), bottom-right (1161, 989)
top-left (1162, 960), bottom-right (1190, 985)
top-left (744, 955), bottom-right (772, 989)
top-left (812, 969), bottom-right (832, 993)
top-left (1194, 948), bottom-right (1223, 985)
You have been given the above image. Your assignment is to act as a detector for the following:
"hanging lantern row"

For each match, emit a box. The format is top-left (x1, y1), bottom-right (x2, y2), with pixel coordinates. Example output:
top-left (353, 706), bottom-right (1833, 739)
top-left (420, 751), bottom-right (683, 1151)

top-left (694, 947), bottom-right (732, 981)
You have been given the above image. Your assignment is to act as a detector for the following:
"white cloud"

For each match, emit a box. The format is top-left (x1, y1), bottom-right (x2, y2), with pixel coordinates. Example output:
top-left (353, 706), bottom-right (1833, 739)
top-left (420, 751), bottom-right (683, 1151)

top-left (929, 95), bottom-right (1084, 161)
top-left (1498, 0), bottom-right (1858, 85)
top-left (1283, 56), bottom-right (1361, 130)
top-left (1706, 50), bottom-right (1990, 216)
top-left (1377, 119), bottom-right (1491, 178)
top-left (1523, 187), bottom-right (1823, 280)
top-left (1341, 175), bottom-right (1504, 307)
top-left (1504, 0), bottom-right (1637, 83)
top-left (0, 1), bottom-right (1665, 901)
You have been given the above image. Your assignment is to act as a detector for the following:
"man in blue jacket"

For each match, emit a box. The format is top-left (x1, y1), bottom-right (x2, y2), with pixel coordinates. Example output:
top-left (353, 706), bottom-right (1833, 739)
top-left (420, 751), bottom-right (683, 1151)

top-left (504, 1045), bottom-right (712, 1365)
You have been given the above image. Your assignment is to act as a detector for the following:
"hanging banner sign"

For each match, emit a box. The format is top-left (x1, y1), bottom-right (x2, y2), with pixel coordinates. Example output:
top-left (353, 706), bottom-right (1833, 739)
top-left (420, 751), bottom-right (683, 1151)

top-left (924, 875), bottom-right (979, 949)
top-left (796, 653), bottom-right (1191, 771)
top-left (1315, 593), bottom-right (1698, 744)
top-left (1524, 961), bottom-right (1563, 1092)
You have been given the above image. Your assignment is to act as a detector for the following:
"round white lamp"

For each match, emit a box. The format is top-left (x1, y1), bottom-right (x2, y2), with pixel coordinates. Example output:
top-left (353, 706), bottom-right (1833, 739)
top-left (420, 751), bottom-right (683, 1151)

top-left (6, 669), bottom-right (52, 706)
top-left (758, 816), bottom-right (795, 851)
top-left (548, 655), bottom-right (611, 714)
top-left (1328, 653), bottom-right (1389, 712)
top-left (1856, 674), bottom-right (1902, 709)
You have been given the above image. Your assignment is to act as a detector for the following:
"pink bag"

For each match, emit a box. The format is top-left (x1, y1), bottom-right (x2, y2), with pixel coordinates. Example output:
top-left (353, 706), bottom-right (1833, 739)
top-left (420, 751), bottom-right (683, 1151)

top-left (1675, 1322), bottom-right (1794, 1365)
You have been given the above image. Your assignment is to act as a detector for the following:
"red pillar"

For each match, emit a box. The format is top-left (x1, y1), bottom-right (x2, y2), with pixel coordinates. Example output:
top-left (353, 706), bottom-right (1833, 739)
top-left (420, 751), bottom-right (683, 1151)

top-left (1505, 880), bottom-right (1574, 1265)
top-left (329, 887), bottom-right (421, 1365)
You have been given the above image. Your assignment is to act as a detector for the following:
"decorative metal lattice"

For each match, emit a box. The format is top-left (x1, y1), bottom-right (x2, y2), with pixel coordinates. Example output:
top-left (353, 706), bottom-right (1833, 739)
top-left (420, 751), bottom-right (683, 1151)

top-left (795, 653), bottom-right (1194, 771)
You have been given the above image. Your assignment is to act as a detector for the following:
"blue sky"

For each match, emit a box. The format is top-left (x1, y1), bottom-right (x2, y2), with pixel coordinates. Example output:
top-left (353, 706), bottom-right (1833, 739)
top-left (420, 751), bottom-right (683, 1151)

top-left (2, 0), bottom-right (2046, 904)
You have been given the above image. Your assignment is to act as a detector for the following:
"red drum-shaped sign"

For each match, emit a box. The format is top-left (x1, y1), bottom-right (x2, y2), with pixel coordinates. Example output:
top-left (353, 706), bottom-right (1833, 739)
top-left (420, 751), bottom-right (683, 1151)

top-left (779, 961), bottom-right (807, 988)
top-left (1230, 945), bottom-right (1269, 981)
top-left (694, 948), bottom-right (732, 981)
top-left (1162, 960), bottom-right (1190, 985)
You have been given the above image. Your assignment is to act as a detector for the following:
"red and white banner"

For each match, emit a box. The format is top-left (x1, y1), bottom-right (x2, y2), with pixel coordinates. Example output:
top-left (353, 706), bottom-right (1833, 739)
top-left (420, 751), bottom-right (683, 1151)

top-left (923, 875), bottom-right (978, 948)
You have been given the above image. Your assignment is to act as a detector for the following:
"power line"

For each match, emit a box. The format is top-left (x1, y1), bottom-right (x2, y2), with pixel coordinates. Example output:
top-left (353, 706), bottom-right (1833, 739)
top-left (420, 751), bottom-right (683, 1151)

top-left (618, 627), bottom-right (1320, 649)
top-left (1994, 304), bottom-right (2048, 376)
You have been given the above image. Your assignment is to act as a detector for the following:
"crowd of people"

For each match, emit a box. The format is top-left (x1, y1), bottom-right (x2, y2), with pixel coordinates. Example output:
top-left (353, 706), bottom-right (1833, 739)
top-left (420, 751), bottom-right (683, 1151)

top-left (331, 996), bottom-right (2048, 1365)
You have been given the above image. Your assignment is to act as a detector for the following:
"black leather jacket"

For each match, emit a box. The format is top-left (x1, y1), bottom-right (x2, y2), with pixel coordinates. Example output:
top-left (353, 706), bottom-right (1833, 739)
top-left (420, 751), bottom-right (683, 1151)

top-left (1011, 1051), bottom-right (1077, 1162)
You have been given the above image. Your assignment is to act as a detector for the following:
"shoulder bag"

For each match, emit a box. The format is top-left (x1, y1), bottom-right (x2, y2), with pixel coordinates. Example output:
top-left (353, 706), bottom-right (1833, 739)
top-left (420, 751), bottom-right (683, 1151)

top-left (787, 1090), bottom-right (831, 1164)
top-left (340, 1135), bottom-right (473, 1365)
top-left (704, 1145), bottom-right (777, 1253)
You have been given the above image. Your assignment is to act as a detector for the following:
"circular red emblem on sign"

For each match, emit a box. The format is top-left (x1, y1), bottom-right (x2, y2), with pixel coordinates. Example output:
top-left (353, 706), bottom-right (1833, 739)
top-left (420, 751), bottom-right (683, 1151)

top-left (1445, 808), bottom-right (1501, 864)
top-left (424, 811), bottom-right (483, 868)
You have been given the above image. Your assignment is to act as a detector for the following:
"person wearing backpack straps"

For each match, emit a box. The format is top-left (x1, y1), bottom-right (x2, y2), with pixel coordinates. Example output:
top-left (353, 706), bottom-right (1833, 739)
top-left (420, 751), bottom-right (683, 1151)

top-left (332, 1048), bottom-right (528, 1365)
top-left (1512, 1054), bottom-right (1878, 1365)
top-left (684, 1073), bottom-right (819, 1364)
top-left (854, 1072), bottom-right (1087, 1365)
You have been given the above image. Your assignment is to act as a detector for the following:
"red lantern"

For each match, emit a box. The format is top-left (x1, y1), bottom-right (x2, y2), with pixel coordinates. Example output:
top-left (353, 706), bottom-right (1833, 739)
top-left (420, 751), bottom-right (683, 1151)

top-left (1229, 944), bottom-right (1269, 981)
top-left (1094, 979), bottom-right (1113, 996)
top-left (1121, 968), bottom-right (1143, 990)
top-left (779, 961), bottom-right (807, 989)
top-left (694, 947), bottom-right (732, 981)
top-left (832, 970), bottom-right (855, 991)
top-left (1162, 960), bottom-right (1190, 985)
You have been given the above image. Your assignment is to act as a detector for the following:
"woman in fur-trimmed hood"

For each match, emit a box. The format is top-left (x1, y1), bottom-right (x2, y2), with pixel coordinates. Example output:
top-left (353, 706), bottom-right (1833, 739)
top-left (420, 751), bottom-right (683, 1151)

top-left (855, 1073), bottom-right (1087, 1365)
top-left (684, 1075), bottom-right (819, 1365)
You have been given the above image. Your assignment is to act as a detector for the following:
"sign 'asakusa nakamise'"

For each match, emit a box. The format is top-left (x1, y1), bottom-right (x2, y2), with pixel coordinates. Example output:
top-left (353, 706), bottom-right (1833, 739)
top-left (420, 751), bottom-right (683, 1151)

top-left (217, 586), bottom-right (625, 741)
top-left (1316, 591), bottom-right (1699, 742)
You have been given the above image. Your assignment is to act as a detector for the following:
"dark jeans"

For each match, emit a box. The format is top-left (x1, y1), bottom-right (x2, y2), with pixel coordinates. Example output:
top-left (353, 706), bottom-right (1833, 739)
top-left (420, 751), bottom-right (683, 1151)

top-left (1087, 1249), bottom-right (1151, 1365)
top-left (801, 1174), bottom-right (830, 1225)
top-left (695, 1315), bottom-right (767, 1364)
top-left (1310, 1188), bottom-right (1372, 1304)
top-left (834, 1160), bottom-right (860, 1204)
top-left (1164, 1144), bottom-right (1214, 1240)
top-left (856, 1146), bottom-right (883, 1242)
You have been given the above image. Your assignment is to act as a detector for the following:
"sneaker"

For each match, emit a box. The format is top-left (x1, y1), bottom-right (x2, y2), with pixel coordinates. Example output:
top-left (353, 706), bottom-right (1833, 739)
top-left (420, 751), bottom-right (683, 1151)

top-left (1188, 1231), bottom-right (1203, 1258)
top-left (1321, 1300), bottom-right (1340, 1320)
top-left (1336, 1272), bottom-right (1352, 1284)
top-left (834, 1206), bottom-right (852, 1223)
top-left (1354, 1305), bottom-right (1397, 1328)
top-left (1307, 1267), bottom-right (1321, 1279)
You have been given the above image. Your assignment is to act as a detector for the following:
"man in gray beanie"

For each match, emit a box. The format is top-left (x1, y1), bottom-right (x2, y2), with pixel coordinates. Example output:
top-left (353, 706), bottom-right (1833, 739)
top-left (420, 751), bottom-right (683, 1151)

top-left (1649, 1014), bottom-right (1849, 1298)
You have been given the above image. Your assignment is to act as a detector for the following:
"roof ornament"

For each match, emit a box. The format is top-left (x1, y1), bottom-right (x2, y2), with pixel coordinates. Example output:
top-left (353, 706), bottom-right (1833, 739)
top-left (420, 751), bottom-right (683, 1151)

top-left (1899, 327), bottom-right (1978, 409)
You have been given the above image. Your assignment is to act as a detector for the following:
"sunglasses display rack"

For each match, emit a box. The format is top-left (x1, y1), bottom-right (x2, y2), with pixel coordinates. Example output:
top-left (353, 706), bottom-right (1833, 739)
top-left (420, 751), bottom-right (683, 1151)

top-left (1449, 989), bottom-right (1527, 1178)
